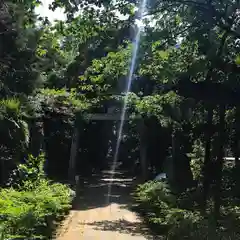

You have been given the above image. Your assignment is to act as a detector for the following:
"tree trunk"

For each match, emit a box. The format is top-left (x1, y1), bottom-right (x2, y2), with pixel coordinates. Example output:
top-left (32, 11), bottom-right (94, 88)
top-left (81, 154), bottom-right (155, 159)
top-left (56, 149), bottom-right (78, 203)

top-left (172, 127), bottom-right (193, 191)
top-left (43, 116), bottom-right (51, 176)
top-left (234, 107), bottom-right (240, 166)
top-left (214, 105), bottom-right (226, 219)
top-left (202, 106), bottom-right (213, 211)
top-left (201, 32), bottom-right (227, 211)
top-left (140, 119), bottom-right (148, 181)
top-left (29, 120), bottom-right (44, 158)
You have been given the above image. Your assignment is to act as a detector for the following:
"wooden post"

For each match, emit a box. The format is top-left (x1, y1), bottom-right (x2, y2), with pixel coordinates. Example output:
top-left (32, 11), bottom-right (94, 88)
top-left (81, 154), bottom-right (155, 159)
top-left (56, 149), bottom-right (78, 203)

top-left (29, 119), bottom-right (44, 158)
top-left (68, 125), bottom-right (79, 183)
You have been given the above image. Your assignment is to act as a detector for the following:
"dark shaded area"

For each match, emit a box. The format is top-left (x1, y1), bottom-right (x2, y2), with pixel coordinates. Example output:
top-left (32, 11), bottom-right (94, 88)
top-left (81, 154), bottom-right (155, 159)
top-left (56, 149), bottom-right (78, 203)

top-left (43, 111), bottom-right (74, 180)
top-left (171, 74), bottom-right (240, 106)
top-left (72, 170), bottom-right (135, 210)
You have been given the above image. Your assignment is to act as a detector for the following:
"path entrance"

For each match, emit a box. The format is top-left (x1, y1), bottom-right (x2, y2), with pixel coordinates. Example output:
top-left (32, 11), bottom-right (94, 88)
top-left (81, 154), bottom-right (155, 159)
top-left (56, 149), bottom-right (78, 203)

top-left (55, 171), bottom-right (154, 240)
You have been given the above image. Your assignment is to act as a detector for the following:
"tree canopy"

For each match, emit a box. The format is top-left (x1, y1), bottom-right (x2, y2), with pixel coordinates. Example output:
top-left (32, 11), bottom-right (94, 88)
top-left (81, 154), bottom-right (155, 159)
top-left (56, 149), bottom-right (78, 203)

top-left (1, 0), bottom-right (240, 238)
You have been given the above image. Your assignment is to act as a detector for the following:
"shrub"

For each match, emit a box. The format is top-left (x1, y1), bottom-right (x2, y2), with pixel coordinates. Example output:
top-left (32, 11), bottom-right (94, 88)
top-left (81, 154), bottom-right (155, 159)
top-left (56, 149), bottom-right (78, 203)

top-left (0, 153), bottom-right (73, 239)
top-left (134, 180), bottom-right (176, 211)
top-left (7, 153), bottom-right (45, 190)
top-left (0, 180), bottom-right (72, 239)
top-left (133, 180), bottom-right (240, 239)
top-left (133, 181), bottom-right (184, 233)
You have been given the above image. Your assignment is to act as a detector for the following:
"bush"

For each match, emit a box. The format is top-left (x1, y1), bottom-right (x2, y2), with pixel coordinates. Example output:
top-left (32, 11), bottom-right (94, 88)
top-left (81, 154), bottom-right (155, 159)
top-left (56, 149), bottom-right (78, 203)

top-left (0, 179), bottom-right (72, 239)
top-left (7, 153), bottom-right (45, 190)
top-left (0, 153), bottom-right (73, 239)
top-left (133, 180), bottom-right (240, 239)
top-left (134, 180), bottom-right (176, 213)
top-left (134, 181), bottom-right (201, 234)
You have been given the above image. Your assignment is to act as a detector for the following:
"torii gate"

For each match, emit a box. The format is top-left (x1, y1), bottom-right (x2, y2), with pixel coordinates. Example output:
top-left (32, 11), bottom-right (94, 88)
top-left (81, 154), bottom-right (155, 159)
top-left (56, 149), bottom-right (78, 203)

top-left (68, 109), bottom-right (148, 183)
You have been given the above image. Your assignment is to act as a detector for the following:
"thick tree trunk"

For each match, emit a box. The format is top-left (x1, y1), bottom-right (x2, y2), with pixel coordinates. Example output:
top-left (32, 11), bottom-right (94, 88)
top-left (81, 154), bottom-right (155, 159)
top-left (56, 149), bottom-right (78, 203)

top-left (172, 127), bottom-right (193, 191)
top-left (140, 119), bottom-right (148, 181)
top-left (214, 105), bottom-right (226, 219)
top-left (29, 120), bottom-right (44, 158)
top-left (201, 32), bottom-right (227, 211)
top-left (202, 106), bottom-right (213, 211)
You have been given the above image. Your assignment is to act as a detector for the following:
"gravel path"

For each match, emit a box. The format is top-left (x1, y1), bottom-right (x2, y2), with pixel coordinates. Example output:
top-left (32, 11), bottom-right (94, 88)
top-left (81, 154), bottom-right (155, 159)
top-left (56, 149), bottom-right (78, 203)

top-left (55, 171), bottom-right (153, 240)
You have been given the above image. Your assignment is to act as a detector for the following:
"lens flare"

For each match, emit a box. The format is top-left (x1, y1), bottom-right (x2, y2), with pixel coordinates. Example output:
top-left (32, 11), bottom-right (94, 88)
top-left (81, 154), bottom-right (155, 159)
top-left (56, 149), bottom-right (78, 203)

top-left (106, 0), bottom-right (148, 205)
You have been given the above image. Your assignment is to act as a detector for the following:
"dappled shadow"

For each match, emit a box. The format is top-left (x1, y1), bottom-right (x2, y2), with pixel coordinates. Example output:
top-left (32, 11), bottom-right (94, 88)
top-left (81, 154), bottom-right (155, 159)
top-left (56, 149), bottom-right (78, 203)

top-left (80, 219), bottom-right (154, 239)
top-left (72, 170), bottom-right (135, 211)
top-left (56, 169), bottom-right (159, 240)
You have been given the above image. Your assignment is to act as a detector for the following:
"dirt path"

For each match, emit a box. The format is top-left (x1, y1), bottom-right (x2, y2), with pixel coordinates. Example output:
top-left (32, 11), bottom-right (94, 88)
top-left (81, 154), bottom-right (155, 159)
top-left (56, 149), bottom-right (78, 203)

top-left (55, 171), bottom-right (154, 240)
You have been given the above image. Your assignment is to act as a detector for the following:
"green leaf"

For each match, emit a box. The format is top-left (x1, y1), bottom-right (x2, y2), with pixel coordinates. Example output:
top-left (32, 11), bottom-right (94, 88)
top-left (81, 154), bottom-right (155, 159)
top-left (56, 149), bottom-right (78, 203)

top-left (235, 55), bottom-right (240, 65)
top-left (158, 50), bottom-right (169, 60)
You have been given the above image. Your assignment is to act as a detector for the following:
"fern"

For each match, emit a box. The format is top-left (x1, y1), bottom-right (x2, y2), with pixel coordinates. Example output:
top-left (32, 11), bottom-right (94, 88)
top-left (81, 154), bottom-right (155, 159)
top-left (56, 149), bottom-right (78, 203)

top-left (0, 98), bottom-right (21, 117)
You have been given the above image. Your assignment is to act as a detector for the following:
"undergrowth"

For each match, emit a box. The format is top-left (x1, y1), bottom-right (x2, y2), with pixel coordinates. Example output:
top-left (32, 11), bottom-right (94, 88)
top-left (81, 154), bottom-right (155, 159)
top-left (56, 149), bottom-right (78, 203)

top-left (133, 180), bottom-right (240, 239)
top-left (0, 153), bottom-right (73, 239)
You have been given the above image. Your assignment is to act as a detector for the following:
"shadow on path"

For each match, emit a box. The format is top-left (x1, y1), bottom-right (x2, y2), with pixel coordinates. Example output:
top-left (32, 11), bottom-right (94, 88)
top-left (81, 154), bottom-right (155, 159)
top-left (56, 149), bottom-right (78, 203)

top-left (72, 170), bottom-right (135, 211)
top-left (81, 219), bottom-right (150, 237)
top-left (56, 170), bottom-right (156, 240)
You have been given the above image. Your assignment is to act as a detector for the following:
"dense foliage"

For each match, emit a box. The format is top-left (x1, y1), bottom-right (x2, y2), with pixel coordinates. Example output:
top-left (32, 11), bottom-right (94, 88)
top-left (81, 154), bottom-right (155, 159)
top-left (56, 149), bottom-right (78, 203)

top-left (1, 0), bottom-right (240, 238)
top-left (0, 154), bottom-right (73, 239)
top-left (134, 179), bottom-right (240, 239)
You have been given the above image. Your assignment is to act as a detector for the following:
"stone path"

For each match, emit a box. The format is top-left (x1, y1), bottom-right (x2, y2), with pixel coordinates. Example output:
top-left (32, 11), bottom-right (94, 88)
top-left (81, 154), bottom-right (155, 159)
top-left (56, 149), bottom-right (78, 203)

top-left (55, 171), bottom-right (154, 240)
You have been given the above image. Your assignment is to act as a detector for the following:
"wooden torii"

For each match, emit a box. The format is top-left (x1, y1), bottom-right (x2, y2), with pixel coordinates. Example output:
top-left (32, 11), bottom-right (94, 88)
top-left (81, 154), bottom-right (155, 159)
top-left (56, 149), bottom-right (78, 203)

top-left (68, 110), bottom-right (148, 183)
